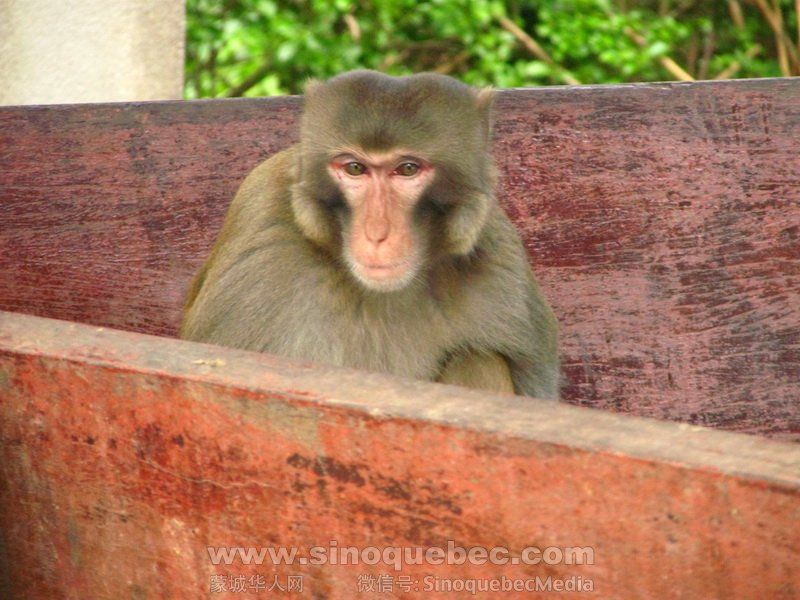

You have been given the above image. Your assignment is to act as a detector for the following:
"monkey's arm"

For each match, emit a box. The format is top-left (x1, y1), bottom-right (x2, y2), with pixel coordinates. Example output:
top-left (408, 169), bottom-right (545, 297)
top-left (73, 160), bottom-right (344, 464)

top-left (456, 205), bottom-right (560, 400)
top-left (437, 351), bottom-right (515, 394)
top-left (181, 148), bottom-right (299, 343)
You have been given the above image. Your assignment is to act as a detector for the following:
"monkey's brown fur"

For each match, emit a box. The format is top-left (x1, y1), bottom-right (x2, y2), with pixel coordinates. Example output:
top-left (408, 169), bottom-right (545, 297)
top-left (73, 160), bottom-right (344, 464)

top-left (181, 70), bottom-right (559, 399)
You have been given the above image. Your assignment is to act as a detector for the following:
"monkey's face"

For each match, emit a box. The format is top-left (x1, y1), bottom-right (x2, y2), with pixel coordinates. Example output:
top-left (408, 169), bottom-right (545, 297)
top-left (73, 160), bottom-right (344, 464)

top-left (293, 70), bottom-right (496, 294)
top-left (328, 149), bottom-right (433, 292)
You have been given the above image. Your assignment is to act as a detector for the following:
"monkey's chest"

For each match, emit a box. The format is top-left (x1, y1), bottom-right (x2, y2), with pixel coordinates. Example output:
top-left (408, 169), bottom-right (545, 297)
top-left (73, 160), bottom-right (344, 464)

top-left (275, 297), bottom-right (455, 381)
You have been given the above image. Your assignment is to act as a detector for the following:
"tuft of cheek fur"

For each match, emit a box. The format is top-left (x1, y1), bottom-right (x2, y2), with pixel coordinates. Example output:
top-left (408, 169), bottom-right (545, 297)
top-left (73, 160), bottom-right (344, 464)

top-left (290, 182), bottom-right (334, 247)
top-left (447, 192), bottom-right (491, 255)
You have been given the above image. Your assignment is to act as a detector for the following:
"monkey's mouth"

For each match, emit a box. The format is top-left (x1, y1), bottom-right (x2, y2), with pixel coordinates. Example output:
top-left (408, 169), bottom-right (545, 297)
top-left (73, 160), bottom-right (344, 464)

top-left (358, 262), bottom-right (407, 279)
top-left (351, 259), bottom-right (416, 292)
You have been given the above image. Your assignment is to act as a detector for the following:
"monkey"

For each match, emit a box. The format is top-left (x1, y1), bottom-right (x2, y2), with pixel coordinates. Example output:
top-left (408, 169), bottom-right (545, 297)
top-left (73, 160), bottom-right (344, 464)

top-left (181, 70), bottom-right (559, 399)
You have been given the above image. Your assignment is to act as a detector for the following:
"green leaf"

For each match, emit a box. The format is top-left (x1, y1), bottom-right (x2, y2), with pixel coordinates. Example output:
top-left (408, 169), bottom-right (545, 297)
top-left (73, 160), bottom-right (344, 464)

top-left (647, 41), bottom-right (669, 58)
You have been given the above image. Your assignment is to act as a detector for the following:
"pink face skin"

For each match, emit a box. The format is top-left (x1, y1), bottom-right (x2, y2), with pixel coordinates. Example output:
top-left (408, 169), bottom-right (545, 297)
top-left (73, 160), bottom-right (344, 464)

top-left (328, 150), bottom-right (435, 293)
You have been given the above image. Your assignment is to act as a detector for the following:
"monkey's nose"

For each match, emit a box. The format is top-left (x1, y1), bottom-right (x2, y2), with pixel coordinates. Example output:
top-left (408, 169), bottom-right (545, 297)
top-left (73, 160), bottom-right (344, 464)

top-left (364, 220), bottom-right (390, 245)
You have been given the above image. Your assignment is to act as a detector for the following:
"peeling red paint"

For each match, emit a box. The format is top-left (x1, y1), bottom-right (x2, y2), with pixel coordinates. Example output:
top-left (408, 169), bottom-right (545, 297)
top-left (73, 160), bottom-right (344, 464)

top-left (1, 313), bottom-right (799, 598)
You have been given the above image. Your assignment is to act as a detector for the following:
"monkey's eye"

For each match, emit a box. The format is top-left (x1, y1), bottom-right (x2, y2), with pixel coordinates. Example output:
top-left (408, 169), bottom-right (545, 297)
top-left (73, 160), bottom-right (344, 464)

top-left (395, 162), bottom-right (420, 177)
top-left (343, 162), bottom-right (367, 176)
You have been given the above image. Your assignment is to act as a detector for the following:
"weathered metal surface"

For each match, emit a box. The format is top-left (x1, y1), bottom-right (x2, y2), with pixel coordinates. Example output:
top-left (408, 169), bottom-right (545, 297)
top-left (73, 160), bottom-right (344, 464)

top-left (1, 311), bottom-right (798, 599)
top-left (1, 79), bottom-right (798, 439)
top-left (0, 96), bottom-right (299, 336)
top-left (492, 81), bottom-right (800, 439)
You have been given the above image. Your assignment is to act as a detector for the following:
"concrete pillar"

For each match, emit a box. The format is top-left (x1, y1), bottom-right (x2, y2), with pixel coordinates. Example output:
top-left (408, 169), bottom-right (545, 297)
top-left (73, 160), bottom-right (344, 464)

top-left (0, 0), bottom-right (185, 105)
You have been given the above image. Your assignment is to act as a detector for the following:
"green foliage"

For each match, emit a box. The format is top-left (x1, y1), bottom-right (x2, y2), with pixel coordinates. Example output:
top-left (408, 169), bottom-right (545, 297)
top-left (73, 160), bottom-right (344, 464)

top-left (186, 0), bottom-right (798, 98)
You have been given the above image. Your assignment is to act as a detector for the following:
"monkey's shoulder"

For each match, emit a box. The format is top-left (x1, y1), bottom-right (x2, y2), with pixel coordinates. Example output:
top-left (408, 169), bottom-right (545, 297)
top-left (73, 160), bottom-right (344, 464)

top-left (224, 147), bottom-right (299, 234)
top-left (439, 205), bottom-right (555, 347)
top-left (464, 206), bottom-right (536, 292)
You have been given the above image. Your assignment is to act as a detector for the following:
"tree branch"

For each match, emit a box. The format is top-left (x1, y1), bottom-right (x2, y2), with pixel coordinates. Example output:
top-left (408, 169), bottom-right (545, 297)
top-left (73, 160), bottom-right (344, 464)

top-left (497, 15), bottom-right (582, 85)
top-left (600, 3), bottom-right (694, 81)
top-left (796, 0), bottom-right (800, 55)
top-left (225, 62), bottom-right (274, 98)
top-left (698, 29), bottom-right (716, 80)
top-left (621, 25), bottom-right (695, 81)
top-left (751, 0), bottom-right (800, 74)
top-left (728, 0), bottom-right (745, 29)
top-left (713, 44), bottom-right (762, 79)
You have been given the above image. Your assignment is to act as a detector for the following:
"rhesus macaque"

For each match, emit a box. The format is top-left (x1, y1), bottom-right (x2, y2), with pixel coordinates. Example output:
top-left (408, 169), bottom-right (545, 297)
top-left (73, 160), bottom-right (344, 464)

top-left (181, 70), bottom-right (559, 398)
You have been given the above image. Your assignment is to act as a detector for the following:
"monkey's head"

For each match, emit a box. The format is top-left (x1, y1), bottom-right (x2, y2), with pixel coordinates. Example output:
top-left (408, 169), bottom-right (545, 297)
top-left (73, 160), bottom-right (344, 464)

top-left (292, 70), bottom-right (495, 293)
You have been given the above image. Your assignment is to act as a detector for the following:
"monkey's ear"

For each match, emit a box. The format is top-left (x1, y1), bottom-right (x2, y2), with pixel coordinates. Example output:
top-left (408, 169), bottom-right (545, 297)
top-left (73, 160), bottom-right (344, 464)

top-left (303, 78), bottom-right (322, 97)
top-left (447, 162), bottom-right (497, 255)
top-left (290, 180), bottom-right (335, 248)
top-left (447, 192), bottom-right (492, 256)
top-left (475, 87), bottom-right (495, 142)
top-left (475, 86), bottom-right (495, 111)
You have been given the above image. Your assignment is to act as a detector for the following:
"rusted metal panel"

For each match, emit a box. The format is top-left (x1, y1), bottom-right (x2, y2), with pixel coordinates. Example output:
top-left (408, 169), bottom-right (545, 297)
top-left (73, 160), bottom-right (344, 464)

top-left (1, 79), bottom-right (798, 439)
top-left (492, 81), bottom-right (800, 439)
top-left (1, 311), bottom-right (798, 599)
top-left (0, 97), bottom-right (299, 336)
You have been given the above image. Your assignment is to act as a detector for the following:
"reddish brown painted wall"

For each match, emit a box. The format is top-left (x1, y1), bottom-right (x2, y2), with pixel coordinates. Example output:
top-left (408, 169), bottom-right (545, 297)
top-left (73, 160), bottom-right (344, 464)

top-left (1, 312), bottom-right (798, 599)
top-left (0, 79), bottom-right (798, 439)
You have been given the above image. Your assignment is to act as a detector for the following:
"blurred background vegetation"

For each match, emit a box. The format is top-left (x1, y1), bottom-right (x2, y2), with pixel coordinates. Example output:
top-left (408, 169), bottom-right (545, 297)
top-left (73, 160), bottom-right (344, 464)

top-left (186, 0), bottom-right (800, 98)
